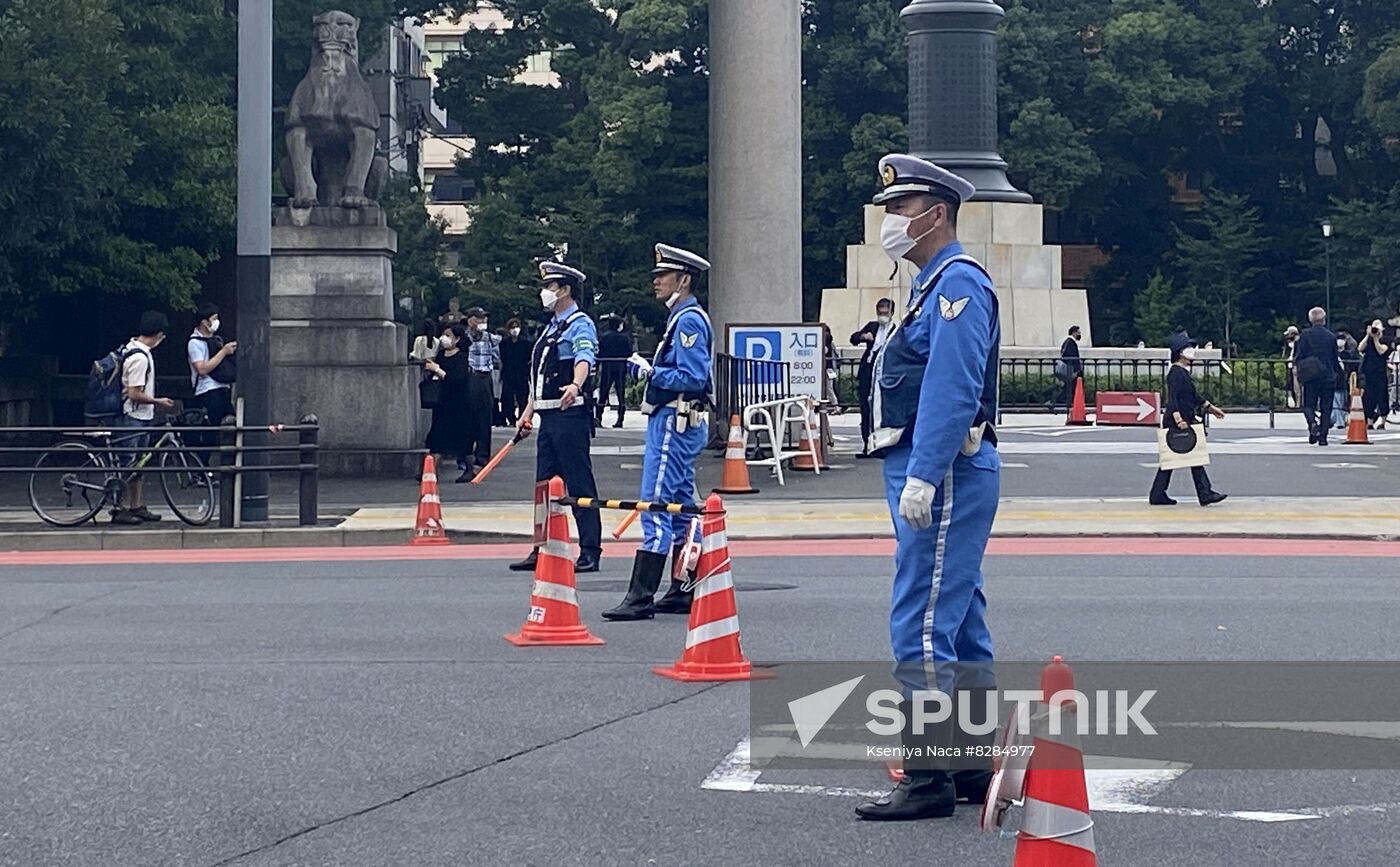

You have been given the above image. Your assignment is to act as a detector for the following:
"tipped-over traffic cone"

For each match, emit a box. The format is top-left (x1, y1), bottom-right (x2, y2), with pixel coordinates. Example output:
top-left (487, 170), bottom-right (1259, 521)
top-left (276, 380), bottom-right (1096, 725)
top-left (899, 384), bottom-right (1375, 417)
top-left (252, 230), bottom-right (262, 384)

top-left (654, 494), bottom-right (765, 681)
top-left (505, 476), bottom-right (605, 647)
top-left (791, 409), bottom-right (828, 472)
top-left (714, 415), bottom-right (759, 494)
top-left (1013, 655), bottom-right (1097, 866)
top-left (1066, 378), bottom-right (1091, 426)
top-left (1345, 386), bottom-right (1370, 445)
top-left (410, 455), bottom-right (451, 545)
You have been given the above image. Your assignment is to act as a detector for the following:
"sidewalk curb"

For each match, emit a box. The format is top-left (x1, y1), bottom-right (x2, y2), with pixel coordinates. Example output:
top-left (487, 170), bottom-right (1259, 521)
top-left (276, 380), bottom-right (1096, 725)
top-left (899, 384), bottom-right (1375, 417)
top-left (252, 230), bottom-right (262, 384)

top-left (2, 528), bottom-right (1396, 553)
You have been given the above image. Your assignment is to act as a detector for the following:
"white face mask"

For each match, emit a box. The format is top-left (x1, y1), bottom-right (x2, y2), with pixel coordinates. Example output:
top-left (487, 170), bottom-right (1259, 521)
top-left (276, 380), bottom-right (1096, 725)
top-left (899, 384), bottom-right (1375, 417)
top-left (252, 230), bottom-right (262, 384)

top-left (439, 335), bottom-right (456, 349)
top-left (879, 203), bottom-right (939, 262)
top-left (540, 288), bottom-right (558, 310)
top-left (208, 318), bottom-right (220, 334)
top-left (1180, 346), bottom-right (1197, 361)
top-left (877, 314), bottom-right (892, 326)
top-left (509, 327), bottom-right (521, 338)
top-left (474, 321), bottom-right (487, 333)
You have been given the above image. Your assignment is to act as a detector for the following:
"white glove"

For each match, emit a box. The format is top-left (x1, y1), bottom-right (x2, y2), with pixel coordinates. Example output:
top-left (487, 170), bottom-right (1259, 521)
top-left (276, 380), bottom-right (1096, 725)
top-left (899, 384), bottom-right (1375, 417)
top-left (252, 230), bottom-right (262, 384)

top-left (629, 352), bottom-right (653, 379)
top-left (898, 477), bottom-right (937, 530)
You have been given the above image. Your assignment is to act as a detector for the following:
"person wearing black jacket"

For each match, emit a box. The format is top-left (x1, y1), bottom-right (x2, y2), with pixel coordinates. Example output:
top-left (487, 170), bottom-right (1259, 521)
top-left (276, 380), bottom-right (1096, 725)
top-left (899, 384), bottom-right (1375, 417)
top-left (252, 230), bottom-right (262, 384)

top-left (596, 317), bottom-right (632, 428)
top-left (1292, 307), bottom-right (1341, 445)
top-left (850, 298), bottom-right (895, 457)
top-left (1056, 326), bottom-right (1083, 411)
top-left (1149, 332), bottom-right (1227, 506)
top-left (499, 318), bottom-right (531, 426)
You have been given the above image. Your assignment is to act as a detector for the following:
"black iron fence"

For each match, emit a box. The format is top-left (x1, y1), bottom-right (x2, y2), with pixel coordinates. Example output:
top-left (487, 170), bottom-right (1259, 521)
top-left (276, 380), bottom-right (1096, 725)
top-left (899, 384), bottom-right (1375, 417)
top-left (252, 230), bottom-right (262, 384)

top-left (830, 356), bottom-right (1400, 414)
top-left (714, 353), bottom-right (792, 422)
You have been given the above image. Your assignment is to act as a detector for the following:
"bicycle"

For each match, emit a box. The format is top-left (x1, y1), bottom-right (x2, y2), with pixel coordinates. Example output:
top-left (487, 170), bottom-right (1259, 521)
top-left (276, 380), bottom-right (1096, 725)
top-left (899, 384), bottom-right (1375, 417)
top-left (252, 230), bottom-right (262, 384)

top-left (28, 411), bottom-right (216, 527)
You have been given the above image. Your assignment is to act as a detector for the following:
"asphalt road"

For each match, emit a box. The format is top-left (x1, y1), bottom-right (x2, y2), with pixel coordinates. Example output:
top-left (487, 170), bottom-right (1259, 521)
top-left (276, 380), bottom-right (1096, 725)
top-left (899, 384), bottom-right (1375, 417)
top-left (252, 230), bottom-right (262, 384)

top-left (2, 548), bottom-right (1399, 865)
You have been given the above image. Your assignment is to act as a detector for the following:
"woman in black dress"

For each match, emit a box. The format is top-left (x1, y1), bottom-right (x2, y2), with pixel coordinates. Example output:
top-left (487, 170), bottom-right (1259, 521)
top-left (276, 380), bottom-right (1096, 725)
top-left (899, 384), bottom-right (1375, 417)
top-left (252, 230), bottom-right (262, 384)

top-left (424, 323), bottom-right (474, 482)
top-left (1149, 332), bottom-right (1228, 506)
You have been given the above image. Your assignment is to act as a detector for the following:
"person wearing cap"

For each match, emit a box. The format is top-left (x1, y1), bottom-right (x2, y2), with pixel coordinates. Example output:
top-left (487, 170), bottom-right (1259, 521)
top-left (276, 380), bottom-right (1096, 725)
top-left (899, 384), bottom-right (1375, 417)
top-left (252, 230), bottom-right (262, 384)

top-left (856, 154), bottom-right (1000, 822)
top-left (1282, 325), bottom-right (1301, 409)
top-left (1149, 332), bottom-right (1228, 506)
top-left (463, 306), bottom-right (500, 472)
top-left (508, 262), bottom-right (604, 574)
top-left (602, 243), bottom-right (713, 621)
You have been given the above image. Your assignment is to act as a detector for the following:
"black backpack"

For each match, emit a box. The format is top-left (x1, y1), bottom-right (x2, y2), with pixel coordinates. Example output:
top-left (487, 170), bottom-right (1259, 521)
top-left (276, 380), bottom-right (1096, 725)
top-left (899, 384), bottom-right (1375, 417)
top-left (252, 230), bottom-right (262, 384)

top-left (198, 335), bottom-right (238, 384)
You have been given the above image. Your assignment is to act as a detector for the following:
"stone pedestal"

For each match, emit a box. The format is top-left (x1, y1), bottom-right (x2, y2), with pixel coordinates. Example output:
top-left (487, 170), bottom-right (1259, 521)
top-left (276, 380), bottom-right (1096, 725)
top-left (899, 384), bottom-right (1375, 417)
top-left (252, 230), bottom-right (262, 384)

top-left (818, 202), bottom-right (1091, 351)
top-left (270, 212), bottom-right (420, 476)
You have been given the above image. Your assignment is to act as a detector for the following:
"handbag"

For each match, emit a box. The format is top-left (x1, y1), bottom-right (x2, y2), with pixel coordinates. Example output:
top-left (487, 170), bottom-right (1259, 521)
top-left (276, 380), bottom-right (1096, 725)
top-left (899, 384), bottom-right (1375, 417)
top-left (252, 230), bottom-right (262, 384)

top-left (1158, 424), bottom-right (1209, 470)
top-left (1054, 359), bottom-right (1071, 380)
top-left (419, 377), bottom-right (443, 409)
top-left (1295, 354), bottom-right (1327, 384)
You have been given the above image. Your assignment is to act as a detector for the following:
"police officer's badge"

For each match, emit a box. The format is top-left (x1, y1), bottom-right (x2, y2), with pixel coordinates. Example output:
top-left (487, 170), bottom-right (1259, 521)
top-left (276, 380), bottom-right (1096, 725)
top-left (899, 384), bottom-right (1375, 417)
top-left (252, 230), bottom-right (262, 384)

top-left (881, 164), bottom-right (897, 188)
top-left (938, 294), bottom-right (971, 321)
top-left (679, 331), bottom-right (698, 348)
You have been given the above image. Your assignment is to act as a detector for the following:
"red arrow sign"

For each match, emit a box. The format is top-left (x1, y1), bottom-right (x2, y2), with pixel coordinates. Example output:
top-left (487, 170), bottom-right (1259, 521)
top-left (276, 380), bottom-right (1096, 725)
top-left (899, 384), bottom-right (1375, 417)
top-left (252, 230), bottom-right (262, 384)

top-left (1095, 391), bottom-right (1161, 426)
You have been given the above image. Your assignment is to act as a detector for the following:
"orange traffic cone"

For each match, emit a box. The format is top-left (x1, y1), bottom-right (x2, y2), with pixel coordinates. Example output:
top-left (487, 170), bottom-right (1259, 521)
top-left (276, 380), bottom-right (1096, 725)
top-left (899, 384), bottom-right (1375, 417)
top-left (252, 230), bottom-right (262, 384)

top-left (1345, 385), bottom-right (1370, 445)
top-left (505, 476), bottom-right (605, 647)
top-left (714, 415), bottom-right (759, 494)
top-left (1066, 378), bottom-right (1091, 426)
top-left (410, 455), bottom-right (451, 545)
top-left (654, 494), bottom-right (766, 681)
top-left (791, 409), bottom-right (828, 472)
top-left (1013, 655), bottom-right (1097, 867)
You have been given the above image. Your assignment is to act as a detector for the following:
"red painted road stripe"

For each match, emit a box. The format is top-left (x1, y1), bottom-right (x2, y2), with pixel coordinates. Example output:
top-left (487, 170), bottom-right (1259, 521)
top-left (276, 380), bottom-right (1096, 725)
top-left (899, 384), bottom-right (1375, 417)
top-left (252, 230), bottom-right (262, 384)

top-left (0, 537), bottom-right (1397, 567)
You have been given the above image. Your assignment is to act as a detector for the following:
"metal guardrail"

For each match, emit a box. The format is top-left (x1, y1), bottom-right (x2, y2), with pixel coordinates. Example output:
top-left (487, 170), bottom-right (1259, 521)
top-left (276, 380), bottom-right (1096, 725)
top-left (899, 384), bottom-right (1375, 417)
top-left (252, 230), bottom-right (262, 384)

top-left (0, 415), bottom-right (321, 527)
top-left (831, 356), bottom-right (1400, 415)
top-left (714, 353), bottom-right (792, 423)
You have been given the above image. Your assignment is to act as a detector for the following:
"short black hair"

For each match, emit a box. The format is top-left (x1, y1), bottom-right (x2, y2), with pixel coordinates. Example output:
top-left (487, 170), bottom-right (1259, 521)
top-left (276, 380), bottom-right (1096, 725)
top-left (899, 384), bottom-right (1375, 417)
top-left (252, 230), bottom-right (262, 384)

top-left (1069, 325), bottom-right (1081, 335)
top-left (876, 298), bottom-right (894, 311)
top-left (442, 322), bottom-right (468, 342)
top-left (196, 302), bottom-right (219, 323)
top-left (138, 310), bottom-right (169, 337)
top-left (929, 193), bottom-right (960, 228)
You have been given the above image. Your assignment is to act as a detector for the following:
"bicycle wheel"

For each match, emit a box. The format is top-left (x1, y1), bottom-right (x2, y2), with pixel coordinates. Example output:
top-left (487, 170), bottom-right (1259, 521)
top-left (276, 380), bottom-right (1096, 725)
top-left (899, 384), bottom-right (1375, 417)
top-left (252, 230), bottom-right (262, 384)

top-left (160, 447), bottom-right (215, 526)
top-left (29, 442), bottom-right (110, 526)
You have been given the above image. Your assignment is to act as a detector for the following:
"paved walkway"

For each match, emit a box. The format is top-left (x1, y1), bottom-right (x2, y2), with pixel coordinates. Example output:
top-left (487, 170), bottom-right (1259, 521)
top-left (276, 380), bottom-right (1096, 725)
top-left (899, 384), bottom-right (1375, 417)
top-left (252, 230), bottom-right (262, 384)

top-left (341, 496), bottom-right (1400, 541)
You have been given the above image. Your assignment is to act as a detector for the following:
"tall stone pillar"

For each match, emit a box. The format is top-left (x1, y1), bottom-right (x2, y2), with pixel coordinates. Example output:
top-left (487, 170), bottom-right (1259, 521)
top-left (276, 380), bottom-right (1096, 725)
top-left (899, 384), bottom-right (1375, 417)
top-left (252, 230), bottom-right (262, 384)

top-left (708, 0), bottom-right (803, 344)
top-left (903, 0), bottom-right (1030, 203)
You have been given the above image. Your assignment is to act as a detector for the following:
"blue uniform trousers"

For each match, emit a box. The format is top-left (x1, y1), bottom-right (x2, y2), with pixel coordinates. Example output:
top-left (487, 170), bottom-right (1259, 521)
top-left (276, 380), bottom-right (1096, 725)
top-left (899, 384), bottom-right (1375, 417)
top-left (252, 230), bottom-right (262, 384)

top-left (883, 441), bottom-right (999, 697)
top-left (639, 408), bottom-right (706, 554)
top-left (536, 408), bottom-right (602, 555)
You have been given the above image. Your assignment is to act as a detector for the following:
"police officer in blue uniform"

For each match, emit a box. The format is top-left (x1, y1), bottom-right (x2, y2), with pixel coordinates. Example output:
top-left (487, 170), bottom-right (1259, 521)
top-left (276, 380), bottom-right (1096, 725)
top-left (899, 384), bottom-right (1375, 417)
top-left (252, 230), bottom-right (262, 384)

top-left (508, 262), bottom-right (604, 574)
top-left (602, 244), bottom-right (713, 621)
top-left (855, 155), bottom-right (1002, 822)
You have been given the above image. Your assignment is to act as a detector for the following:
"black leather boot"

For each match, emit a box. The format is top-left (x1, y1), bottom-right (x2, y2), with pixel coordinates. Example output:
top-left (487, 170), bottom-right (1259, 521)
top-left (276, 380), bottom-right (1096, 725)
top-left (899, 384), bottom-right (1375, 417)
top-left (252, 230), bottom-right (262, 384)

top-left (654, 546), bottom-right (694, 614)
top-left (601, 551), bottom-right (666, 621)
top-left (855, 700), bottom-right (956, 821)
top-left (575, 549), bottom-right (601, 573)
top-left (507, 548), bottom-right (538, 572)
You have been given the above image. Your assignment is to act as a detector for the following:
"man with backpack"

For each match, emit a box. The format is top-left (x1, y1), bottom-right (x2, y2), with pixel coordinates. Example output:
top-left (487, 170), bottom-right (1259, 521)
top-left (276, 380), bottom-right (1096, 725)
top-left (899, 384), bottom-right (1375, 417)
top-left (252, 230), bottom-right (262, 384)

top-left (186, 303), bottom-right (237, 464)
top-left (114, 311), bottom-right (176, 524)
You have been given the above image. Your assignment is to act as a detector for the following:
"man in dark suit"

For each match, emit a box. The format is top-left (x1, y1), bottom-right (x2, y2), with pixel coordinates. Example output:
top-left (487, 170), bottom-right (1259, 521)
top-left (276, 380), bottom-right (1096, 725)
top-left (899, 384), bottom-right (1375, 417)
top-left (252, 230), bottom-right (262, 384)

top-left (850, 298), bottom-right (895, 458)
top-left (1293, 306), bottom-right (1341, 445)
top-left (596, 316), bottom-right (632, 428)
top-left (1056, 325), bottom-right (1084, 411)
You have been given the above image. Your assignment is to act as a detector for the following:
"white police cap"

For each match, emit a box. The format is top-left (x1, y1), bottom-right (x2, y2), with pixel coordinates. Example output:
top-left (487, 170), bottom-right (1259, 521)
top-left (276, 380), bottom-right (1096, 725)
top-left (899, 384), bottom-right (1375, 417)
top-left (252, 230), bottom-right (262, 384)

top-left (652, 243), bottom-right (711, 276)
top-left (539, 261), bottom-right (587, 286)
top-left (873, 154), bottom-right (977, 206)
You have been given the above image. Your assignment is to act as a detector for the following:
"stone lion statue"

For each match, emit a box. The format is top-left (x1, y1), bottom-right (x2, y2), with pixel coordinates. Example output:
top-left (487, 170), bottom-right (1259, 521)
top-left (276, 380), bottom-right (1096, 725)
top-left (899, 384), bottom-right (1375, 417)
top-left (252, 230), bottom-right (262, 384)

top-left (281, 10), bottom-right (387, 209)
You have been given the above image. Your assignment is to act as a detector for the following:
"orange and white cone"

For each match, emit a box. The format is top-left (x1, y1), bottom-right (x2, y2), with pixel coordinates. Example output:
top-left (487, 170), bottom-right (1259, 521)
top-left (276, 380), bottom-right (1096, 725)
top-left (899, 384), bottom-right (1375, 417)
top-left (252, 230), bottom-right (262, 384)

top-left (1012, 655), bottom-right (1097, 867)
top-left (654, 494), bottom-right (765, 681)
top-left (1345, 386), bottom-right (1370, 445)
top-left (410, 455), bottom-right (451, 546)
top-left (505, 476), bottom-right (605, 647)
top-left (1066, 377), bottom-right (1091, 426)
top-left (791, 410), bottom-right (828, 472)
top-left (714, 414), bottom-right (759, 494)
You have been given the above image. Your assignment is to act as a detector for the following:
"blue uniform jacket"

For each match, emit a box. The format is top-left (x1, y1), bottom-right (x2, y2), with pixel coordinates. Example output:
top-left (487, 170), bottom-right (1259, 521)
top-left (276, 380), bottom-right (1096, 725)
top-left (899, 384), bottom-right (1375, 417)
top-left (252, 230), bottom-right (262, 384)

top-left (899, 242), bottom-right (999, 485)
top-left (645, 297), bottom-right (713, 405)
top-left (550, 303), bottom-right (598, 370)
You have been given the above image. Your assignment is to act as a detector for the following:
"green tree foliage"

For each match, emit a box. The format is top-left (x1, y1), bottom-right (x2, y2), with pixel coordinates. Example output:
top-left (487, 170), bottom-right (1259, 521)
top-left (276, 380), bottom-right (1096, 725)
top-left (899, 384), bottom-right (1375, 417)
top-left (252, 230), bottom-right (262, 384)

top-left (380, 176), bottom-right (465, 321)
top-left (1171, 192), bottom-right (1265, 352)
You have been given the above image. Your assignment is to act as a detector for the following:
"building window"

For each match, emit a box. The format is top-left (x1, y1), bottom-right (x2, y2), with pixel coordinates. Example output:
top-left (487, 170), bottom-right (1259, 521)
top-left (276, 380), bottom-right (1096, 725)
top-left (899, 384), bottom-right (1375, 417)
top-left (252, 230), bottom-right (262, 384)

top-left (426, 36), bottom-right (464, 73)
top-left (526, 50), bottom-right (552, 74)
top-left (430, 174), bottom-right (476, 204)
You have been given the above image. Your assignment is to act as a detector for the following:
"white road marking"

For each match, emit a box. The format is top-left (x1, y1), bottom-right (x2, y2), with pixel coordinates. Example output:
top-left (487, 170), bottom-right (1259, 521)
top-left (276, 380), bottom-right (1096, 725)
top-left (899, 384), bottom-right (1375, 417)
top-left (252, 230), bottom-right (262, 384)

top-left (702, 738), bottom-right (1332, 824)
top-left (1002, 462), bottom-right (1030, 468)
top-left (1313, 462), bottom-right (1379, 469)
